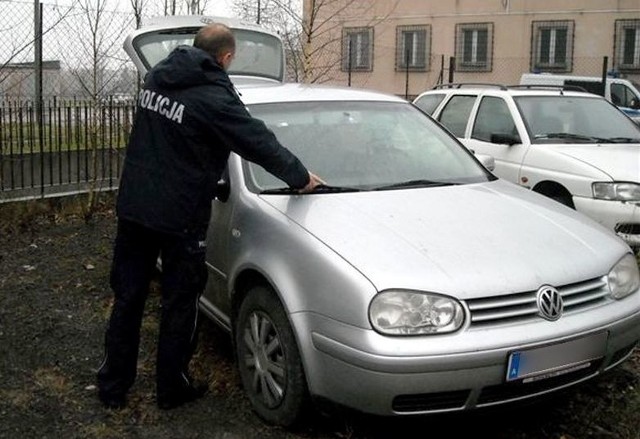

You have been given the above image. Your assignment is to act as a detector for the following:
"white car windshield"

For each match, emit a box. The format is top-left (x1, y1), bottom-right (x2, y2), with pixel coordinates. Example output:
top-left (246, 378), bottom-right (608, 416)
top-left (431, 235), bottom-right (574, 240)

top-left (134, 28), bottom-right (283, 80)
top-left (514, 96), bottom-right (640, 144)
top-left (245, 101), bottom-right (493, 192)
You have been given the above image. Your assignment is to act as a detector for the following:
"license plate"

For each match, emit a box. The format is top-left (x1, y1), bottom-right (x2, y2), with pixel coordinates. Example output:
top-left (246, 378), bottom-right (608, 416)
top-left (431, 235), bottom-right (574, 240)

top-left (506, 332), bottom-right (607, 382)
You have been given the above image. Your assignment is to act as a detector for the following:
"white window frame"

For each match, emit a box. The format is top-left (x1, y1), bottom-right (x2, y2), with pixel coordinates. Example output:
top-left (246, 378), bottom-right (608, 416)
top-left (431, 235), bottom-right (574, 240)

top-left (396, 25), bottom-right (430, 71)
top-left (455, 23), bottom-right (493, 72)
top-left (342, 27), bottom-right (374, 72)
top-left (531, 20), bottom-right (574, 72)
top-left (615, 20), bottom-right (640, 71)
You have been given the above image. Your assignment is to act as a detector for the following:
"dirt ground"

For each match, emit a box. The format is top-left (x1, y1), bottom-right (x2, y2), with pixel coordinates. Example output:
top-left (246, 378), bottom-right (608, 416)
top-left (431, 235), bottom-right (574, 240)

top-left (0, 197), bottom-right (639, 439)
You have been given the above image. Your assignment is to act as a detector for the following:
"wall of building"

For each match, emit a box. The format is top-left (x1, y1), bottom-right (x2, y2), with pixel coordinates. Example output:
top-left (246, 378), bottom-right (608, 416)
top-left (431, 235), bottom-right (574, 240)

top-left (303, 0), bottom-right (640, 96)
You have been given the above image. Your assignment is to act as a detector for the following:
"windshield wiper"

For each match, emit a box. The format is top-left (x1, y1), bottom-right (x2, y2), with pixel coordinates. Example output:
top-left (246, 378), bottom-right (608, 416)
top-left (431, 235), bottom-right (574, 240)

top-left (534, 132), bottom-right (607, 143)
top-left (373, 179), bottom-right (459, 191)
top-left (260, 187), bottom-right (298, 195)
top-left (310, 184), bottom-right (362, 193)
top-left (260, 184), bottom-right (361, 195)
top-left (603, 137), bottom-right (640, 143)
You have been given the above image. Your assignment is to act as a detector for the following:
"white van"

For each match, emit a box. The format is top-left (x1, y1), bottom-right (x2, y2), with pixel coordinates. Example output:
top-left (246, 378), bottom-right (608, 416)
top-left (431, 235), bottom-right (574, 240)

top-left (520, 73), bottom-right (640, 124)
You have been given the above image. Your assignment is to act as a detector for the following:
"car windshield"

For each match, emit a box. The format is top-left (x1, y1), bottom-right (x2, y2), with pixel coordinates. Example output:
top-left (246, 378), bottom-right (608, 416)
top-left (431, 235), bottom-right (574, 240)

top-left (134, 28), bottom-right (283, 80)
top-left (244, 101), bottom-right (492, 192)
top-left (514, 95), bottom-right (640, 144)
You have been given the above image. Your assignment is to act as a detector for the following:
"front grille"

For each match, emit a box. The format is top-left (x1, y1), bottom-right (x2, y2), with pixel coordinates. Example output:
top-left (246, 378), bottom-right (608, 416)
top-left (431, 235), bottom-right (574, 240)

top-left (392, 389), bottom-right (471, 413)
top-left (466, 277), bottom-right (609, 326)
top-left (476, 359), bottom-right (602, 405)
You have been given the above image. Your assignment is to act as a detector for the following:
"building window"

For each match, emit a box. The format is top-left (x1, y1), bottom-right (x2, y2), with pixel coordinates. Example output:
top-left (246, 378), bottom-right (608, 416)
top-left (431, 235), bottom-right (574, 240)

top-left (455, 23), bottom-right (493, 72)
top-left (342, 27), bottom-right (374, 72)
top-left (615, 20), bottom-right (640, 71)
top-left (396, 25), bottom-right (430, 71)
top-left (531, 20), bottom-right (574, 72)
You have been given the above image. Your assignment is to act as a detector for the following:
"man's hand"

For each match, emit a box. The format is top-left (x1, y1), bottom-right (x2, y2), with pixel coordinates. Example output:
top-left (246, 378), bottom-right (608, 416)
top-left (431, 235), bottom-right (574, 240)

top-left (298, 172), bottom-right (325, 193)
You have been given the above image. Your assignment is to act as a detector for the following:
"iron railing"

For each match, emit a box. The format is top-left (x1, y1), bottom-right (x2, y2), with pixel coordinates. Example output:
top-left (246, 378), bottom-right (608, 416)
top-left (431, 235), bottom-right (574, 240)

top-left (0, 97), bottom-right (134, 202)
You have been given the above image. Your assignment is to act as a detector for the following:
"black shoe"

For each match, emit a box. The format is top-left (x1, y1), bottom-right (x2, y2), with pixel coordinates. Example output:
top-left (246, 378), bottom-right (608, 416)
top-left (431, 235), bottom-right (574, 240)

top-left (157, 383), bottom-right (208, 410)
top-left (98, 390), bottom-right (127, 410)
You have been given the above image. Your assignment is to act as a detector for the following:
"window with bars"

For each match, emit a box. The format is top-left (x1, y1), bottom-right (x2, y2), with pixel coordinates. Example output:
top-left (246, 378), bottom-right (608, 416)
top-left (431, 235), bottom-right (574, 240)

top-left (615, 20), bottom-right (640, 71)
top-left (342, 27), bottom-right (374, 72)
top-left (531, 21), bottom-right (574, 72)
top-left (455, 23), bottom-right (493, 72)
top-left (396, 25), bottom-right (430, 71)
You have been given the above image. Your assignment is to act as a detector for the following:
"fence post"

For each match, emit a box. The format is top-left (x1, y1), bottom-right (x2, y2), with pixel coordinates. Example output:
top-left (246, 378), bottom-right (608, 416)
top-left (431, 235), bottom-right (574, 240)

top-left (600, 56), bottom-right (608, 97)
top-left (34, 0), bottom-right (44, 196)
top-left (448, 56), bottom-right (455, 84)
top-left (405, 49), bottom-right (410, 99)
top-left (348, 40), bottom-right (353, 87)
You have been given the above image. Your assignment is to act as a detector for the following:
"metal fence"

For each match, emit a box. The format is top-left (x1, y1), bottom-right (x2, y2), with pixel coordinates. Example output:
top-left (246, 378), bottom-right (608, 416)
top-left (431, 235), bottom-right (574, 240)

top-left (1, 0), bottom-right (138, 100)
top-left (0, 0), bottom-right (138, 202)
top-left (0, 98), bottom-right (134, 202)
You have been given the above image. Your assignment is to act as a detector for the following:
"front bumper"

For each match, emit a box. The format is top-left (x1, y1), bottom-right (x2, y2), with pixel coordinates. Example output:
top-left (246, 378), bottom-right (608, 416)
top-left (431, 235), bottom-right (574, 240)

top-left (291, 307), bottom-right (640, 416)
top-left (573, 197), bottom-right (640, 247)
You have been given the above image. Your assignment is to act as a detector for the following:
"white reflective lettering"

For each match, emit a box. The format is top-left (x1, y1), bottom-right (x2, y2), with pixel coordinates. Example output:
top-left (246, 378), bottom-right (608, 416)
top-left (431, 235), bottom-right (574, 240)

top-left (147, 92), bottom-right (156, 109)
top-left (158, 97), bottom-right (169, 116)
top-left (139, 90), bottom-right (184, 124)
top-left (153, 93), bottom-right (162, 111)
top-left (141, 90), bottom-right (151, 107)
top-left (167, 102), bottom-right (177, 119)
top-left (172, 104), bottom-right (184, 124)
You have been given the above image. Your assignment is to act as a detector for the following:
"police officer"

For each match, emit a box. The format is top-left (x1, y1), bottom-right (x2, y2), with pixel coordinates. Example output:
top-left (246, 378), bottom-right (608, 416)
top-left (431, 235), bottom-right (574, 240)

top-left (97, 23), bottom-right (322, 410)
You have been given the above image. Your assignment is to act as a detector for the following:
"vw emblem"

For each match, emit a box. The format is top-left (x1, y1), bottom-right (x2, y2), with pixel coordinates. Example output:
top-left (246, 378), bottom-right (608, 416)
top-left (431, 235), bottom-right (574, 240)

top-left (536, 286), bottom-right (563, 321)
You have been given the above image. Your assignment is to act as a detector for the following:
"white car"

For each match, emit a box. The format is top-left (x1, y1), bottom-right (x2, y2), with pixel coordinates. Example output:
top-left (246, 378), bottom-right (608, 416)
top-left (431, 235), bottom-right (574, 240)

top-left (125, 21), bottom-right (640, 426)
top-left (414, 85), bottom-right (640, 249)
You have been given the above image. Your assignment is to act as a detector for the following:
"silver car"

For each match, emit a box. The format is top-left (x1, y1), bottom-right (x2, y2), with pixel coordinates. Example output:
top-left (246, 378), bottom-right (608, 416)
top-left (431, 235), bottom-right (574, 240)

top-left (200, 83), bottom-right (640, 425)
top-left (125, 18), bottom-right (640, 427)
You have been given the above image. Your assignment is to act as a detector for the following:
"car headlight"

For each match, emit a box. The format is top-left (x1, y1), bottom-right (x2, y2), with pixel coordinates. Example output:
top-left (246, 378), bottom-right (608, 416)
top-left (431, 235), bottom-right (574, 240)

top-left (592, 182), bottom-right (640, 202)
top-left (369, 290), bottom-right (464, 335)
top-left (608, 254), bottom-right (640, 299)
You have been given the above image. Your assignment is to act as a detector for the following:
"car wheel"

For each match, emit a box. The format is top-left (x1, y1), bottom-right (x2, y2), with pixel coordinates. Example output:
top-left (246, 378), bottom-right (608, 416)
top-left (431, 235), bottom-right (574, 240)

top-left (235, 285), bottom-right (308, 426)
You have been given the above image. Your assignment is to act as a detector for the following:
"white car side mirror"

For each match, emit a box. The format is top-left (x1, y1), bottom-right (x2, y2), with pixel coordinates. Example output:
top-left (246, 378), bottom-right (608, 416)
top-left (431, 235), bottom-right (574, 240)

top-left (476, 153), bottom-right (495, 171)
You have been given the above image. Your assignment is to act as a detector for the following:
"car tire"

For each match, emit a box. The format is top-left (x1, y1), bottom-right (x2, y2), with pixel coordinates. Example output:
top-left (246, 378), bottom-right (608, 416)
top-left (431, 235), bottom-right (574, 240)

top-left (549, 192), bottom-right (575, 209)
top-left (235, 285), bottom-right (308, 426)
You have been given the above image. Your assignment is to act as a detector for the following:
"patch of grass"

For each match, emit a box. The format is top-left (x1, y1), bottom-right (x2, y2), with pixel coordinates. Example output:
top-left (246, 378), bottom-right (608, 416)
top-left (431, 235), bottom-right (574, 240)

top-left (0, 387), bottom-right (34, 409)
top-left (80, 422), bottom-right (128, 439)
top-left (33, 367), bottom-right (72, 395)
top-left (0, 192), bottom-right (116, 234)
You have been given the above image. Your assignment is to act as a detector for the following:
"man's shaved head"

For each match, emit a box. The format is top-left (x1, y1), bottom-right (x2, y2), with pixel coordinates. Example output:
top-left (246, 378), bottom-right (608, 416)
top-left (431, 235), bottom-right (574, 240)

top-left (193, 23), bottom-right (236, 61)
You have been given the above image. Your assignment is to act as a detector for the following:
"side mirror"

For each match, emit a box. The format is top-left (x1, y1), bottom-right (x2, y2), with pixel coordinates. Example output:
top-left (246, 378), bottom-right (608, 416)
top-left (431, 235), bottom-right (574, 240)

top-left (630, 98), bottom-right (640, 109)
top-left (215, 178), bottom-right (230, 202)
top-left (476, 153), bottom-right (495, 171)
top-left (491, 133), bottom-right (521, 145)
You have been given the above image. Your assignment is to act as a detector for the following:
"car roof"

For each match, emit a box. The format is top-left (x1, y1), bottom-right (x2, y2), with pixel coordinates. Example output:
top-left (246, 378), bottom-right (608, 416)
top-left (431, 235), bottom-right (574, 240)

top-left (238, 83), bottom-right (408, 105)
top-left (415, 85), bottom-right (605, 100)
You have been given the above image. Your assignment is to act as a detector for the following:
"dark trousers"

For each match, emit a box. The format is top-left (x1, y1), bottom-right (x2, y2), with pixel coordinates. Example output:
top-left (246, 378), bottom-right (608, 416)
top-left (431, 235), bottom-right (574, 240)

top-left (97, 218), bottom-right (208, 400)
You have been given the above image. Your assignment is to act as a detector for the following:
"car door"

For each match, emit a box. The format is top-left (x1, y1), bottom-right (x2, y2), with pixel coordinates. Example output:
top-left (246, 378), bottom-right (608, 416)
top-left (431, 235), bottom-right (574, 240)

top-left (413, 93), bottom-right (447, 115)
top-left (201, 164), bottom-right (236, 330)
top-left (435, 94), bottom-right (478, 139)
top-left (465, 95), bottom-right (528, 185)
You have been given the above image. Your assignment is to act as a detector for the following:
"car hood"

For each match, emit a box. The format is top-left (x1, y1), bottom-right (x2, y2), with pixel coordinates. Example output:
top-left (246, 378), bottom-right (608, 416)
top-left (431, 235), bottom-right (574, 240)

top-left (260, 180), bottom-right (627, 299)
top-left (547, 143), bottom-right (640, 182)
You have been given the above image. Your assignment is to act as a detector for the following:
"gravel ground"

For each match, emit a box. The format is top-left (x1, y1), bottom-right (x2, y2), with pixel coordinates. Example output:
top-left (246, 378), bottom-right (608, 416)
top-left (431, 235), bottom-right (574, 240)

top-left (0, 197), bottom-right (639, 439)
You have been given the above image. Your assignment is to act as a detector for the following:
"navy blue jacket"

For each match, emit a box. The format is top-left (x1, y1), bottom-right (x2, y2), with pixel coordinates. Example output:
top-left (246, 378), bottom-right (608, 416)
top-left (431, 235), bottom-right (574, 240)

top-left (116, 46), bottom-right (309, 234)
